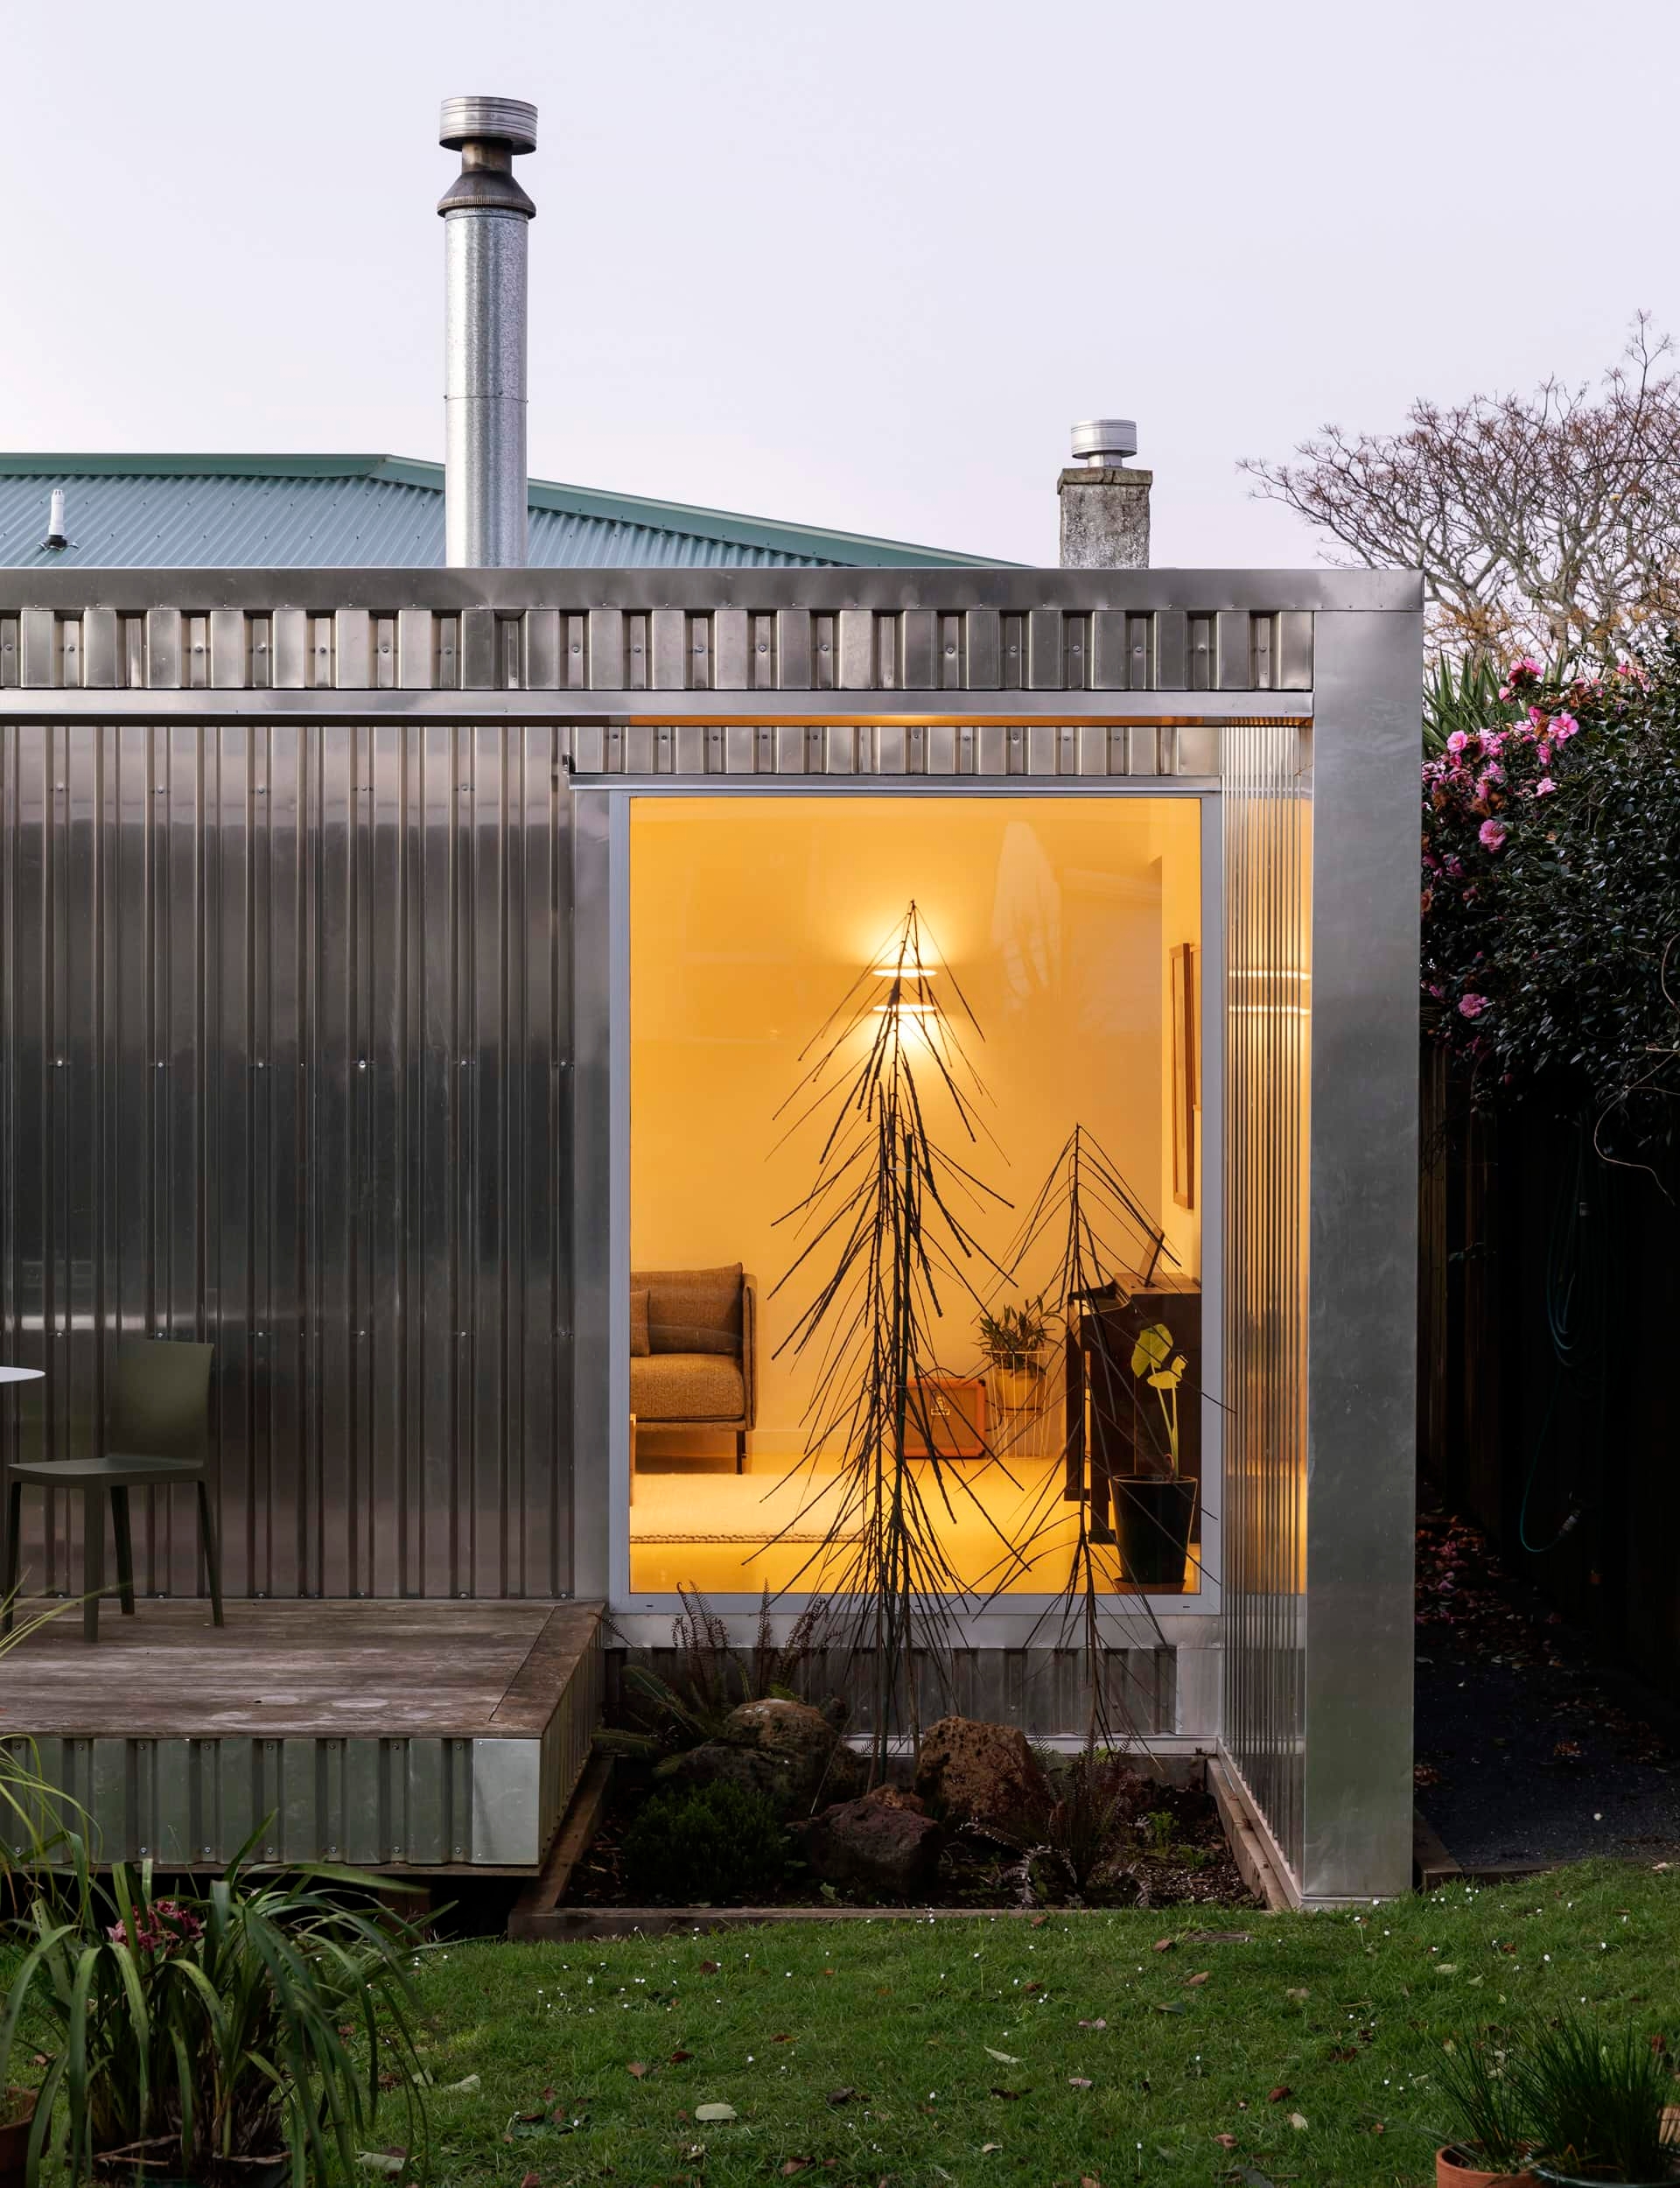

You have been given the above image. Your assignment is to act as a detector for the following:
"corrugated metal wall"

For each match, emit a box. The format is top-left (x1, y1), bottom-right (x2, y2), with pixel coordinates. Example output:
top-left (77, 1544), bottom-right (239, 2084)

top-left (1220, 722), bottom-right (1312, 1883)
top-left (0, 719), bottom-right (572, 1599)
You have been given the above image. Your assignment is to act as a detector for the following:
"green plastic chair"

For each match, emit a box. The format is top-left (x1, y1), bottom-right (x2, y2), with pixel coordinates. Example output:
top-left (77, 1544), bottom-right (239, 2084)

top-left (4, 1339), bottom-right (222, 1643)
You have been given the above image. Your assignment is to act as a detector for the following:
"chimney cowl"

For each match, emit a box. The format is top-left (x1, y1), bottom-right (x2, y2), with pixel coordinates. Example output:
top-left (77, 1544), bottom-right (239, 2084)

top-left (438, 95), bottom-right (539, 569)
top-left (439, 97), bottom-right (538, 153)
top-left (1069, 417), bottom-right (1138, 466)
top-left (42, 487), bottom-right (70, 552)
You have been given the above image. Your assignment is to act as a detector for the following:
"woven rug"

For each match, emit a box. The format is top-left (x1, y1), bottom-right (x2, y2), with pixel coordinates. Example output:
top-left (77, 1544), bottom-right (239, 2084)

top-left (630, 1531), bottom-right (863, 1546)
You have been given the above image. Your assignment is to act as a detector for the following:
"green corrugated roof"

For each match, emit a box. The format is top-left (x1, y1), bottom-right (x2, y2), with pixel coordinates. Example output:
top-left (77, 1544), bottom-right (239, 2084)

top-left (0, 453), bottom-right (1018, 571)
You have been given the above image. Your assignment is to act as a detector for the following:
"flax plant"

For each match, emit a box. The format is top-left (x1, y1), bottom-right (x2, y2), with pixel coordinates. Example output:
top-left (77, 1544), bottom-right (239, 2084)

top-left (0, 1834), bottom-right (429, 2186)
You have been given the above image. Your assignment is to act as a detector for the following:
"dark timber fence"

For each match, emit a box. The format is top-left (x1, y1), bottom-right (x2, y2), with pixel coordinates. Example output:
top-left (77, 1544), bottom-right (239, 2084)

top-left (1418, 1049), bottom-right (1680, 1703)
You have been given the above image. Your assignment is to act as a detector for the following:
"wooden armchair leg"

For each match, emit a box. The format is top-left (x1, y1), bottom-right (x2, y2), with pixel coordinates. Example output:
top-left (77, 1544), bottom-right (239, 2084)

top-left (735, 1430), bottom-right (746, 1475)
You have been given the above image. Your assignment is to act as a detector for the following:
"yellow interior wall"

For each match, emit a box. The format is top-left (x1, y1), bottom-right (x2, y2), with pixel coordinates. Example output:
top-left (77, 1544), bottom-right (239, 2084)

top-left (630, 796), bottom-right (1200, 1457)
top-left (1152, 800), bottom-right (1203, 1282)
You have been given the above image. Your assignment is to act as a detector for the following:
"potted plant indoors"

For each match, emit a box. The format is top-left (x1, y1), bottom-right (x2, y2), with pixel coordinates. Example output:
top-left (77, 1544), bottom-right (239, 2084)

top-left (977, 1296), bottom-right (1054, 1455)
top-left (1114, 1322), bottom-right (1197, 1588)
top-left (0, 1835), bottom-right (430, 2187)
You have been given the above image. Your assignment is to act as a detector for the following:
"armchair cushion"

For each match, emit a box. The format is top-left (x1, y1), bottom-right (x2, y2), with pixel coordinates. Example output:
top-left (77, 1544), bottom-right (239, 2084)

top-left (630, 1352), bottom-right (746, 1423)
top-left (630, 1287), bottom-right (651, 1357)
top-left (632, 1264), bottom-right (743, 1357)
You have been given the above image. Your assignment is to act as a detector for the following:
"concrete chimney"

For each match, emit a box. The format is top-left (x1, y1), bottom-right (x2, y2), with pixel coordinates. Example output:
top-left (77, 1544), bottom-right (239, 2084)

top-left (438, 96), bottom-right (538, 567)
top-left (1059, 418), bottom-right (1152, 568)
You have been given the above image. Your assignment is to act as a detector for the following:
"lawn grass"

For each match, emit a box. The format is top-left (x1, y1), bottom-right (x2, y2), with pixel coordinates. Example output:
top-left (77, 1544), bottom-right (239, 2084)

top-left (402, 1857), bottom-right (1678, 2188)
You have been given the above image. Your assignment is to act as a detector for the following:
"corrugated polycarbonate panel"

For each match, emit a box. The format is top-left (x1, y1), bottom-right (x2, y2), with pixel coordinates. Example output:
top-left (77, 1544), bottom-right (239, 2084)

top-left (0, 720), bottom-right (571, 1600)
top-left (1220, 721), bottom-right (1311, 1886)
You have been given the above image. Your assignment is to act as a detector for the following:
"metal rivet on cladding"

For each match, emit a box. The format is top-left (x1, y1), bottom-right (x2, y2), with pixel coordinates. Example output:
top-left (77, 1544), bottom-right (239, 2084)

top-left (357, 1059), bottom-right (367, 1069)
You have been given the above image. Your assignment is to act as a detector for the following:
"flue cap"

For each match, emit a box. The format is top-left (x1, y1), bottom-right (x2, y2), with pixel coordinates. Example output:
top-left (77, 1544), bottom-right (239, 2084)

top-left (1070, 417), bottom-right (1138, 465)
top-left (439, 97), bottom-right (538, 153)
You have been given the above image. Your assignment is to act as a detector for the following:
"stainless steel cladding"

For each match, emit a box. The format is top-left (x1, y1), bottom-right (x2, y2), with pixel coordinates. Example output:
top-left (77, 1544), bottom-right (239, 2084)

top-left (0, 719), bottom-right (572, 1600)
top-left (1220, 720), bottom-right (1312, 1889)
top-left (438, 97), bottom-right (538, 569)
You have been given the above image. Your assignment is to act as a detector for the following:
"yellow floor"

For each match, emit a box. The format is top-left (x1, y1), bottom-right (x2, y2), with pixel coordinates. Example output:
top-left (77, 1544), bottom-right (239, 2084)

top-left (627, 1451), bottom-right (1199, 1596)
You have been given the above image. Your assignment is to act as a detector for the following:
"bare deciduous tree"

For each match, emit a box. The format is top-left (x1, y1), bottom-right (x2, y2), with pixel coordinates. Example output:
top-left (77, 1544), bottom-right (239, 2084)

top-left (1242, 318), bottom-right (1680, 668)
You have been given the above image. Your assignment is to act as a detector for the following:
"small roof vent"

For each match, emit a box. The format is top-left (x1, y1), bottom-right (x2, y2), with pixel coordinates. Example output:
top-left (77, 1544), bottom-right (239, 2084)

top-left (41, 487), bottom-right (71, 551)
top-left (1069, 418), bottom-right (1138, 466)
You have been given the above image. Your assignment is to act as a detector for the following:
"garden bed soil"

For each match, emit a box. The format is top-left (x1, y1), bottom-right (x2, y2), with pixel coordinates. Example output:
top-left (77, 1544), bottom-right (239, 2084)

top-left (563, 1757), bottom-right (1255, 1912)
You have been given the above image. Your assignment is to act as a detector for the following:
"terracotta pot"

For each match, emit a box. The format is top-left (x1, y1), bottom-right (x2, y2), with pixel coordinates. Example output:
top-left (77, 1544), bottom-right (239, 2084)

top-left (1436, 2149), bottom-right (1540, 2188)
top-left (0, 2093), bottom-right (37, 2188)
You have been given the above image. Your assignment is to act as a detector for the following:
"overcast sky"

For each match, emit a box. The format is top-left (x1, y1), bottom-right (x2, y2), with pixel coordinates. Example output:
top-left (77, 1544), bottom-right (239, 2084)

top-left (1, 0), bottom-right (1674, 567)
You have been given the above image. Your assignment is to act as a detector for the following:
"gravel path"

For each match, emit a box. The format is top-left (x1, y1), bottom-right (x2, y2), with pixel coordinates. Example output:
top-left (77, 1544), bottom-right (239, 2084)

top-left (1414, 1504), bottom-right (1680, 1869)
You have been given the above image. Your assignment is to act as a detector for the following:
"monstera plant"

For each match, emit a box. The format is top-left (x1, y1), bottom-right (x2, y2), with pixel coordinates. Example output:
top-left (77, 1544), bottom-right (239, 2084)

top-left (1117, 1322), bottom-right (1196, 1590)
top-left (1130, 1322), bottom-right (1187, 1476)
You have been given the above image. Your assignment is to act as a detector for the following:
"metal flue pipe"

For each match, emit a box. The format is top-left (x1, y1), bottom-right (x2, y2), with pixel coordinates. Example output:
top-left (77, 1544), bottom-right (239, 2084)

top-left (438, 95), bottom-right (538, 567)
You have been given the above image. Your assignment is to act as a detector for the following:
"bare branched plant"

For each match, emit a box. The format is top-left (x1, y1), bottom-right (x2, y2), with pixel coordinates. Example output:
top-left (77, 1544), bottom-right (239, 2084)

top-left (986, 1126), bottom-right (1207, 1750)
top-left (767, 902), bottom-right (1016, 1781)
top-left (1242, 316), bottom-right (1680, 670)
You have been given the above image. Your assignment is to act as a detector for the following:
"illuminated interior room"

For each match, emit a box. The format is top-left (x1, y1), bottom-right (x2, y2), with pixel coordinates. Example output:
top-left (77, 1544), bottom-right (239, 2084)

top-left (627, 794), bottom-right (1203, 1601)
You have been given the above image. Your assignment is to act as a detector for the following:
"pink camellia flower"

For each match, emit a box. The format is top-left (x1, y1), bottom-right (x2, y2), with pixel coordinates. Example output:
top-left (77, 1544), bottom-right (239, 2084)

top-left (1475, 768), bottom-right (1503, 798)
top-left (1550, 712), bottom-right (1579, 742)
top-left (1478, 817), bottom-right (1508, 852)
top-left (1459, 992), bottom-right (1490, 1020)
top-left (1446, 729), bottom-right (1470, 754)
top-left (1535, 775), bottom-right (1557, 796)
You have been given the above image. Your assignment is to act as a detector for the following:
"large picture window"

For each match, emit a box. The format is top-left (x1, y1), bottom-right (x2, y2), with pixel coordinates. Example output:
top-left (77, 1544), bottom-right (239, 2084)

top-left (627, 795), bottom-right (1203, 1599)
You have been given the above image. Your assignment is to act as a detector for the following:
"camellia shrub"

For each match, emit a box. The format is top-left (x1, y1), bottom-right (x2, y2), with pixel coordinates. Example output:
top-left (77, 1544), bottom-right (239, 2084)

top-left (1421, 645), bottom-right (1680, 1146)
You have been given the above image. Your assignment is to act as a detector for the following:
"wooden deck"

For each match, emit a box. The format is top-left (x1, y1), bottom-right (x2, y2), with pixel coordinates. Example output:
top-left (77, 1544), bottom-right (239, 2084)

top-left (0, 1598), bottom-right (605, 1870)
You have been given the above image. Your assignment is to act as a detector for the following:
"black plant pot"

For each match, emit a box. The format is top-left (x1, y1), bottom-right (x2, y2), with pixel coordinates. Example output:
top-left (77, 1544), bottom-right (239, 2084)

top-left (1114, 1476), bottom-right (1197, 1591)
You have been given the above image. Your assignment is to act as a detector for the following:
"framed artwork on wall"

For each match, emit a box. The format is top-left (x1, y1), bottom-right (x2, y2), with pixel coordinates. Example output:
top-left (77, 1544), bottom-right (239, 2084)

top-left (1172, 941), bottom-right (1199, 1210)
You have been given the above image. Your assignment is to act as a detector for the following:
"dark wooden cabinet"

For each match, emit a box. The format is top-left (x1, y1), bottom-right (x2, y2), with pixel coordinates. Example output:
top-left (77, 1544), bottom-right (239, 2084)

top-left (1063, 1280), bottom-right (1201, 1539)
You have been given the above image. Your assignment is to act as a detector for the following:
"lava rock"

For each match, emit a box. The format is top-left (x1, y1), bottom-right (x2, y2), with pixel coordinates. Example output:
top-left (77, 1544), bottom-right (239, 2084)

top-left (914, 1715), bottom-right (1047, 1834)
top-left (654, 1698), bottom-right (863, 1813)
top-left (800, 1792), bottom-right (944, 1896)
top-left (864, 1783), bottom-right (927, 1814)
top-left (722, 1697), bottom-right (864, 1805)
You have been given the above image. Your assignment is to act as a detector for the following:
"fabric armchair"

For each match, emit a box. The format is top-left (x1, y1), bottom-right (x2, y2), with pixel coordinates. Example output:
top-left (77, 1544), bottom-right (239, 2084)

top-left (629, 1264), bottom-right (757, 1470)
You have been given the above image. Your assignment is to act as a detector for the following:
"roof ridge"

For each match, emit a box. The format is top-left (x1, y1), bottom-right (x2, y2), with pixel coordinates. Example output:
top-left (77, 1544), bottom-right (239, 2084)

top-left (0, 453), bottom-right (1019, 569)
